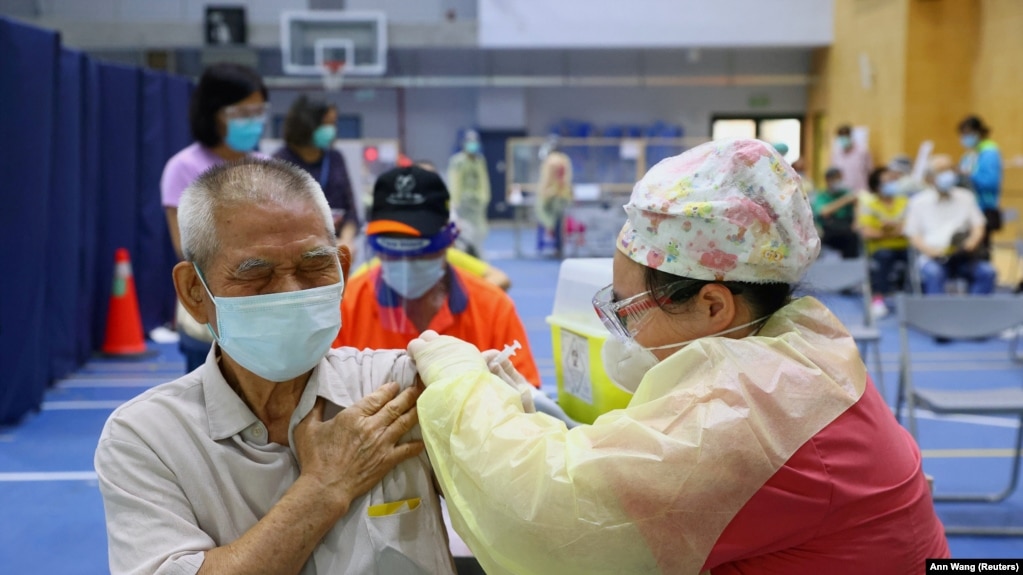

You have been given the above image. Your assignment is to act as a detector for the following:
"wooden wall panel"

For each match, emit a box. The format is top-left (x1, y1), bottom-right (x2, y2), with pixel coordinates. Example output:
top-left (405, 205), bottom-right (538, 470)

top-left (903, 0), bottom-right (979, 163)
top-left (973, 0), bottom-right (1023, 194)
top-left (809, 0), bottom-right (909, 177)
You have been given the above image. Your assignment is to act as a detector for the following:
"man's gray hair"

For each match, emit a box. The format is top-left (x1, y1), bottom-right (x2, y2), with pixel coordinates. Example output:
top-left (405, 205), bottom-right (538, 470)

top-left (178, 158), bottom-right (334, 272)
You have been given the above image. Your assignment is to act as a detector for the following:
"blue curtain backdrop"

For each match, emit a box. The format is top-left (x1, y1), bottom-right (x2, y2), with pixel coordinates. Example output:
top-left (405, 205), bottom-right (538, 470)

top-left (46, 48), bottom-right (87, 382)
top-left (91, 63), bottom-right (142, 349)
top-left (0, 17), bottom-right (193, 424)
top-left (0, 19), bottom-right (60, 425)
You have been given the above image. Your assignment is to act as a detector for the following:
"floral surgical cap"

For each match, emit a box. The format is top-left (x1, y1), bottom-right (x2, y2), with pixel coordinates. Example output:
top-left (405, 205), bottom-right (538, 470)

top-left (617, 138), bottom-right (820, 284)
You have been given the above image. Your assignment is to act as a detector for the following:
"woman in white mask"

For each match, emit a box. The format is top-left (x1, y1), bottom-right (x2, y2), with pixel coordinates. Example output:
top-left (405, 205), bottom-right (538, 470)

top-left (408, 139), bottom-right (949, 574)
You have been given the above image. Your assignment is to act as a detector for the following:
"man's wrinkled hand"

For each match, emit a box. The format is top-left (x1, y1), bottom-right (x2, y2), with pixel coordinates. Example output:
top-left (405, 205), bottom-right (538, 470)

top-left (293, 383), bottom-right (423, 517)
top-left (407, 330), bottom-right (488, 386)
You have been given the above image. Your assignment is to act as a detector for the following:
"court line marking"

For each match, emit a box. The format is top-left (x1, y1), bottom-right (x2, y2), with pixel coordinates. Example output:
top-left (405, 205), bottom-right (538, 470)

top-left (42, 401), bottom-right (124, 410)
top-left (0, 471), bottom-right (97, 482)
top-left (56, 379), bottom-right (169, 389)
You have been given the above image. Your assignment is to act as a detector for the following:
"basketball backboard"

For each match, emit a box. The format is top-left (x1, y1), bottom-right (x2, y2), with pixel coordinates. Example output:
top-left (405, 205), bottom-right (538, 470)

top-left (280, 11), bottom-right (387, 76)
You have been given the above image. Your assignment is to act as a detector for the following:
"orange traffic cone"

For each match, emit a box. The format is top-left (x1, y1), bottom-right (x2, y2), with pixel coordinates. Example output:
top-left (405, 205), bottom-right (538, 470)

top-left (102, 248), bottom-right (147, 356)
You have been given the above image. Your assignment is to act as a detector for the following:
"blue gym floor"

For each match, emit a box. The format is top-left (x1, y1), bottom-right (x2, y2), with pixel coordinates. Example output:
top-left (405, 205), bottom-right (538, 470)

top-left (2, 225), bottom-right (1022, 572)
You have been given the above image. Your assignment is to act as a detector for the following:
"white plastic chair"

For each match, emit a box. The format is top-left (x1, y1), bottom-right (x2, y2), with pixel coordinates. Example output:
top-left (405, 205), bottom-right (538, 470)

top-left (894, 293), bottom-right (1023, 535)
top-left (801, 257), bottom-right (884, 397)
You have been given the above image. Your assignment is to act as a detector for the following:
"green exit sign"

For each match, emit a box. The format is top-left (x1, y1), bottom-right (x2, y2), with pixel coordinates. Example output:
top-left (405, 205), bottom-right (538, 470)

top-left (748, 94), bottom-right (771, 109)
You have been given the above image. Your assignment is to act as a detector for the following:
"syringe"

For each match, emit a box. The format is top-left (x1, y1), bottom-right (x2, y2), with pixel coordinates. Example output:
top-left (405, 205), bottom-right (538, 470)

top-left (491, 340), bottom-right (522, 366)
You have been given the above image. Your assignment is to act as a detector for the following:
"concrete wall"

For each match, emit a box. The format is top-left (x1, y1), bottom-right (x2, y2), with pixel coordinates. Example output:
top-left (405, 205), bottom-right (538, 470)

top-left (478, 0), bottom-right (833, 48)
top-left (266, 80), bottom-right (806, 172)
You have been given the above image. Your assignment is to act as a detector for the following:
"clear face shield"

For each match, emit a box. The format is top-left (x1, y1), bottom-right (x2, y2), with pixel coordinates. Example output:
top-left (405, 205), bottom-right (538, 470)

top-left (368, 223), bottom-right (459, 311)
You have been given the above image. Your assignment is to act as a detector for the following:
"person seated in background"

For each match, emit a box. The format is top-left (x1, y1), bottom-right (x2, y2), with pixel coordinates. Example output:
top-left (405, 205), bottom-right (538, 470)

top-left (886, 154), bottom-right (926, 196)
top-left (96, 159), bottom-right (455, 575)
top-left (856, 167), bottom-right (909, 318)
top-left (332, 165), bottom-right (541, 387)
top-left (274, 95), bottom-right (359, 255)
top-left (403, 159), bottom-right (511, 290)
top-left (812, 167), bottom-right (861, 259)
top-left (903, 155), bottom-right (996, 295)
top-left (350, 245), bottom-right (512, 292)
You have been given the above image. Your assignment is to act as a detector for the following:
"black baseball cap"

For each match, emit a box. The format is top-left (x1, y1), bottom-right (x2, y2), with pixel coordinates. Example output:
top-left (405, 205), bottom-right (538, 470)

top-left (366, 166), bottom-right (450, 237)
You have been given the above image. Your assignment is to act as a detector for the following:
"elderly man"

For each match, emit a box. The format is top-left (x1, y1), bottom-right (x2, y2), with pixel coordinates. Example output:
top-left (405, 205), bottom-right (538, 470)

top-left (95, 159), bottom-right (456, 575)
top-left (903, 155), bottom-right (996, 295)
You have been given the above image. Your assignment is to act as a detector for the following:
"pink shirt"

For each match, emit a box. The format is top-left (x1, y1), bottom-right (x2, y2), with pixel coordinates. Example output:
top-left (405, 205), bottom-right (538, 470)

top-left (160, 143), bottom-right (266, 208)
top-left (706, 379), bottom-right (949, 573)
top-left (830, 146), bottom-right (873, 193)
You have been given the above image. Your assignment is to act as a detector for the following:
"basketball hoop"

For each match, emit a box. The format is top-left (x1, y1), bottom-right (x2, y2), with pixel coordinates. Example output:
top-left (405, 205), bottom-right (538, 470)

top-left (322, 60), bottom-right (346, 93)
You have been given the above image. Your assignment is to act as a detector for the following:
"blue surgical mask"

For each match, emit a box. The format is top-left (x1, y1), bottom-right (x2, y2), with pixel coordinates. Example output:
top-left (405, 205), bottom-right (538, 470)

top-left (465, 141), bottom-right (481, 155)
top-left (380, 257), bottom-right (446, 299)
top-left (313, 124), bottom-right (337, 149)
top-left (934, 170), bottom-right (958, 192)
top-left (225, 118), bottom-right (265, 152)
top-left (195, 263), bottom-right (343, 382)
top-left (880, 181), bottom-right (901, 197)
top-left (960, 134), bottom-right (979, 149)
top-left (837, 136), bottom-right (852, 149)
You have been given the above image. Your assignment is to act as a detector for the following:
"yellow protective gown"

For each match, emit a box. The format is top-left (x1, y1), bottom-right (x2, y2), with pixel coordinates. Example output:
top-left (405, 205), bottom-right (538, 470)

top-left (417, 297), bottom-right (866, 574)
top-left (447, 151), bottom-right (492, 252)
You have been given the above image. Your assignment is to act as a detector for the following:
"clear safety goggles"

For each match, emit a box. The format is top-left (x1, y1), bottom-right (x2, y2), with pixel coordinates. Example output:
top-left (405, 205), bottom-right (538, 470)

top-left (592, 281), bottom-right (690, 340)
top-left (222, 102), bottom-right (270, 121)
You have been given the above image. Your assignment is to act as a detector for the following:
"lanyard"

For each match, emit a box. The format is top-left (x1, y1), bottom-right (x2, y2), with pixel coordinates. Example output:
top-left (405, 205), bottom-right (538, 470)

top-left (318, 151), bottom-right (331, 190)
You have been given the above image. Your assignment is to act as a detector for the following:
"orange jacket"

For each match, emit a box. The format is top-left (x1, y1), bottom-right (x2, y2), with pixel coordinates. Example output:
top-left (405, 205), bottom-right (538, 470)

top-left (333, 265), bottom-right (541, 387)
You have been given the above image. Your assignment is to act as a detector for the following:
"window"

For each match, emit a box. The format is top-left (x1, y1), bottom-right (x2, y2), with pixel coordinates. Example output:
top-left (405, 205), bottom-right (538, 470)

top-left (711, 116), bottom-right (802, 164)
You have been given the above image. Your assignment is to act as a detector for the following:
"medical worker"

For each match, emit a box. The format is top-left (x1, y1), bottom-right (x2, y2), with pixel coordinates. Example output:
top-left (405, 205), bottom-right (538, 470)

top-left (408, 139), bottom-right (948, 574)
top-left (446, 130), bottom-right (491, 257)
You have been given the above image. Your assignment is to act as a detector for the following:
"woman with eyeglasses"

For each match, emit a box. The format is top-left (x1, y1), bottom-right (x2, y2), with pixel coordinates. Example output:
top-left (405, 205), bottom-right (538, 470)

top-left (407, 139), bottom-right (948, 574)
top-left (160, 63), bottom-right (268, 372)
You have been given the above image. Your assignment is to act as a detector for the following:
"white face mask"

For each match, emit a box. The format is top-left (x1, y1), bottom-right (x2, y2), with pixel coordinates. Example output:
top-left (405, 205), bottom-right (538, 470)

top-left (380, 257), bottom-right (446, 299)
top-left (195, 262), bottom-right (343, 382)
top-left (601, 316), bottom-right (768, 393)
top-left (934, 170), bottom-right (958, 193)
